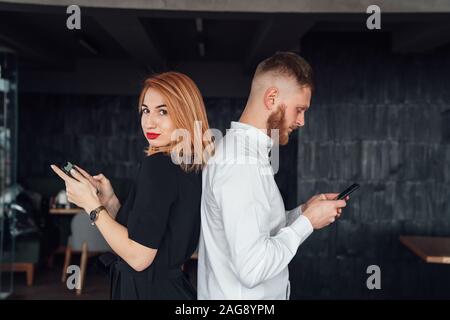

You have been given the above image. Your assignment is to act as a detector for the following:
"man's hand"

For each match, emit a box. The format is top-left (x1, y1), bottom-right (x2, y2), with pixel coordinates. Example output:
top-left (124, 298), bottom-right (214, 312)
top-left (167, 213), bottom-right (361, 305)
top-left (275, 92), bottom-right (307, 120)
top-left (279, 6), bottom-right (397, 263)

top-left (302, 199), bottom-right (347, 229)
top-left (302, 193), bottom-right (350, 218)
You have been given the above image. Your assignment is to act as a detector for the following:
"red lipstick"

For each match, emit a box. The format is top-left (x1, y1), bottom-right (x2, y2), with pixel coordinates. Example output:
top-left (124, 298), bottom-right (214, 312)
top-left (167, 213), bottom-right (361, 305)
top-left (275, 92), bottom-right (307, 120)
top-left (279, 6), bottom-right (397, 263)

top-left (146, 132), bottom-right (160, 140)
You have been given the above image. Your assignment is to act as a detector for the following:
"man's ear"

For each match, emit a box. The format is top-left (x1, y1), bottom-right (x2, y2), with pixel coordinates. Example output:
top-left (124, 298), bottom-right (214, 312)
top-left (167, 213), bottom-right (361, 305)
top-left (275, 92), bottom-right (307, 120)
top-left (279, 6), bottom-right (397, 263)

top-left (263, 87), bottom-right (278, 110)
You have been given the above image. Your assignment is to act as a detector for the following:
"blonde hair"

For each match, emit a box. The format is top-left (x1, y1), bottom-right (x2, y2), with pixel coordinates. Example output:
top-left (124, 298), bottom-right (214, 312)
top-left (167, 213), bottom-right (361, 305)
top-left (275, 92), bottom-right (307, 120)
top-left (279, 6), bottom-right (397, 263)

top-left (138, 72), bottom-right (213, 172)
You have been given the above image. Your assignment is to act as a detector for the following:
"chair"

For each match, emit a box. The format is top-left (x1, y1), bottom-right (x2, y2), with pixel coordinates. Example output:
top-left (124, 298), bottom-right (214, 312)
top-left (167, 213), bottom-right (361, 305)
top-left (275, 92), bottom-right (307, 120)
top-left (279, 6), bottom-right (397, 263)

top-left (0, 235), bottom-right (40, 286)
top-left (61, 213), bottom-right (111, 295)
top-left (0, 196), bottom-right (41, 287)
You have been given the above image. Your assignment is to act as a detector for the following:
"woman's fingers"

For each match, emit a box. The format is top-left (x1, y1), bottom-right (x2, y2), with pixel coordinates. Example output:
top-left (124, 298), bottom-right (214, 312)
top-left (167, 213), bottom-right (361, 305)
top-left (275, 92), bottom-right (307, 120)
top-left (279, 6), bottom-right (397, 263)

top-left (74, 165), bottom-right (99, 188)
top-left (68, 168), bottom-right (90, 185)
top-left (74, 165), bottom-right (92, 180)
top-left (50, 165), bottom-right (74, 183)
top-left (93, 173), bottom-right (107, 183)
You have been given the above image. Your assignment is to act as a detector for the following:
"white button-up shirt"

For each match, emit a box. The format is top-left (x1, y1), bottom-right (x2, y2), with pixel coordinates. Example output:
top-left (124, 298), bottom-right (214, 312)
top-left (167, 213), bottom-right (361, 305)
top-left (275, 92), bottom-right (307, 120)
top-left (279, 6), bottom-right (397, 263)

top-left (198, 121), bottom-right (314, 300)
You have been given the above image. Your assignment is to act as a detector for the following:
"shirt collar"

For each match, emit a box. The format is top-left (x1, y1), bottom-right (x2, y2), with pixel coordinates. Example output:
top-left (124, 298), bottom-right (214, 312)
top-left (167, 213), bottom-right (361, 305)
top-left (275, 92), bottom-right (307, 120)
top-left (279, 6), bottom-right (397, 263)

top-left (229, 121), bottom-right (273, 155)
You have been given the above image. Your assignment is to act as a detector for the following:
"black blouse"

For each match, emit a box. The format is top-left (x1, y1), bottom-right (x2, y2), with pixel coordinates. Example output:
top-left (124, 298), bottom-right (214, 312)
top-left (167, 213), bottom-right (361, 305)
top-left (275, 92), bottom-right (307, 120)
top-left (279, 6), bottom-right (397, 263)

top-left (116, 152), bottom-right (202, 269)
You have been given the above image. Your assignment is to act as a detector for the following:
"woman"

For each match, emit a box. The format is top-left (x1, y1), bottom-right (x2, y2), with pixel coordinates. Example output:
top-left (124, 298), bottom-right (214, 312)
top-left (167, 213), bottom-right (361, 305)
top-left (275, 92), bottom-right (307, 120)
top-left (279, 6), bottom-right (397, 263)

top-left (51, 72), bottom-right (213, 299)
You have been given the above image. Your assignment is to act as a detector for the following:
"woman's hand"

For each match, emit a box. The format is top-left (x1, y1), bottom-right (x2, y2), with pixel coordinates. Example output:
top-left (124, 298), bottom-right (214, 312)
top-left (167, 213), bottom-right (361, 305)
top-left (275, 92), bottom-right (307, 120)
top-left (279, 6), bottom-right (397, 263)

top-left (74, 165), bottom-right (116, 207)
top-left (50, 165), bottom-right (101, 213)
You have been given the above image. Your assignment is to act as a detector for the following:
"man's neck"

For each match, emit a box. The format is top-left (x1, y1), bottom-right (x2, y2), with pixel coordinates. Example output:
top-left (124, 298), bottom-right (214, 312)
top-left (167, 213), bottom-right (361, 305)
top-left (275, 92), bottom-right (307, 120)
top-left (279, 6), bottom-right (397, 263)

top-left (238, 104), bottom-right (269, 135)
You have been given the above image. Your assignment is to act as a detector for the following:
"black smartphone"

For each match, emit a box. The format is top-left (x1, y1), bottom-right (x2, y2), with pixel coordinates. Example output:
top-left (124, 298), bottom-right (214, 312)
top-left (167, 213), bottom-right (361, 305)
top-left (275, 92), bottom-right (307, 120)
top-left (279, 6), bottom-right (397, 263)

top-left (61, 163), bottom-right (99, 194)
top-left (61, 161), bottom-right (76, 177)
top-left (335, 183), bottom-right (360, 200)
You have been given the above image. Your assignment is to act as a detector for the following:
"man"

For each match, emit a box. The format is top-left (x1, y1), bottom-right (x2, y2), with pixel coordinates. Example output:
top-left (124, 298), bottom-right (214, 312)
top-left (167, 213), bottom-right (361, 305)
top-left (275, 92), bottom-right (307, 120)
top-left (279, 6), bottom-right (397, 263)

top-left (198, 52), bottom-right (347, 300)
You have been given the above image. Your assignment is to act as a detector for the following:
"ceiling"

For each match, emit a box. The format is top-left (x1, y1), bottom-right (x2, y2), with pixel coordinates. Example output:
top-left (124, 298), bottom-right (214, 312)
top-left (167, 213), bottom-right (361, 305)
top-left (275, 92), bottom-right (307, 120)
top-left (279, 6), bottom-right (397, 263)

top-left (1, 2), bottom-right (450, 96)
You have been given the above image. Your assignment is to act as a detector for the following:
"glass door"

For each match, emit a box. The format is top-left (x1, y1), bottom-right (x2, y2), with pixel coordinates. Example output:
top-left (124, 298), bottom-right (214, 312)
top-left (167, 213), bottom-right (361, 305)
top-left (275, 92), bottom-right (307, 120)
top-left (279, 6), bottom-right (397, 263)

top-left (0, 51), bottom-right (18, 299)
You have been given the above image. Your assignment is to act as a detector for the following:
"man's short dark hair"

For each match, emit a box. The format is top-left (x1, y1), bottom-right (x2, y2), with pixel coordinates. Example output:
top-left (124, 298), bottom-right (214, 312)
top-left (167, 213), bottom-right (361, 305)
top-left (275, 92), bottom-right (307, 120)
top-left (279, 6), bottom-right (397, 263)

top-left (255, 51), bottom-right (314, 93)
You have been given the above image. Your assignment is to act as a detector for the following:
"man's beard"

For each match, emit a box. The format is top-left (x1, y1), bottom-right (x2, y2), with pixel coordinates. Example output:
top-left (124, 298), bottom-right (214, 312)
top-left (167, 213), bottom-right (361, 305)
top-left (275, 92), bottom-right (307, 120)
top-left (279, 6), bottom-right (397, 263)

top-left (267, 104), bottom-right (290, 145)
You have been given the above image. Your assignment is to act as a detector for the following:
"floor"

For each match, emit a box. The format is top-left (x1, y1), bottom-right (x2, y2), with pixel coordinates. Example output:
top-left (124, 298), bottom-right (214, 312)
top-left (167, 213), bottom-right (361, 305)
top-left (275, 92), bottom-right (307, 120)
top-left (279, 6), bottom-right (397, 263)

top-left (3, 256), bottom-right (109, 300)
top-left (2, 256), bottom-right (198, 300)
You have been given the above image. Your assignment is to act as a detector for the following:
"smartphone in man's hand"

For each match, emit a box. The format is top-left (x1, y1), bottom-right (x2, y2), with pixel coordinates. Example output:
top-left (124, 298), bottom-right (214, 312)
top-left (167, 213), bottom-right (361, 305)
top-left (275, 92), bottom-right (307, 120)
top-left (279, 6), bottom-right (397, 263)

top-left (335, 183), bottom-right (360, 200)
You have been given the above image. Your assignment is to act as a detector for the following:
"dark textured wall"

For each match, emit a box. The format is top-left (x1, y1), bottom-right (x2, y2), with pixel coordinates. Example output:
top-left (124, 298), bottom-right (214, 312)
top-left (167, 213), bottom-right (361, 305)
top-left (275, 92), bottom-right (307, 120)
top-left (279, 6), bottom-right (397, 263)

top-left (18, 95), bottom-right (145, 199)
top-left (288, 33), bottom-right (450, 299)
top-left (18, 32), bottom-right (450, 299)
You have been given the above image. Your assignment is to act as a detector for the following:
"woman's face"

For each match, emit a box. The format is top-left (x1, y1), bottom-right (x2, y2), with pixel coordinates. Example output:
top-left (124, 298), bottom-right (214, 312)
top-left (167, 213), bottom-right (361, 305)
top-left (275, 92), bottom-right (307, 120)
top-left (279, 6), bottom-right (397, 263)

top-left (141, 88), bottom-right (176, 148)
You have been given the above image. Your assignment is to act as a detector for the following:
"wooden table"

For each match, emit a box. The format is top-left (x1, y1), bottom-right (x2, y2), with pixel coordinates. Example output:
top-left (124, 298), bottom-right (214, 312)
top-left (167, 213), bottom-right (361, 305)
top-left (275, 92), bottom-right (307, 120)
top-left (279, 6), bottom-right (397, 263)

top-left (400, 236), bottom-right (450, 264)
top-left (49, 208), bottom-right (85, 215)
top-left (47, 208), bottom-right (85, 267)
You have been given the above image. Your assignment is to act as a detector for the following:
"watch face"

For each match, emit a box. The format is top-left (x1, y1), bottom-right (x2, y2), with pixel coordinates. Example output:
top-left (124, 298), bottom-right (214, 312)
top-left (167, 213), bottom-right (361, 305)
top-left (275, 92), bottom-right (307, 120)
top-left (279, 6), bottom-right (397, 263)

top-left (90, 211), bottom-right (97, 221)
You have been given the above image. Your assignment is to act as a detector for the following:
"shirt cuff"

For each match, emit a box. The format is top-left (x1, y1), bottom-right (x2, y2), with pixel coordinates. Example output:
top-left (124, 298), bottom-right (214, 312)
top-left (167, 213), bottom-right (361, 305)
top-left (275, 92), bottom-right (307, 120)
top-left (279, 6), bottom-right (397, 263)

top-left (290, 214), bottom-right (314, 242)
top-left (286, 205), bottom-right (301, 226)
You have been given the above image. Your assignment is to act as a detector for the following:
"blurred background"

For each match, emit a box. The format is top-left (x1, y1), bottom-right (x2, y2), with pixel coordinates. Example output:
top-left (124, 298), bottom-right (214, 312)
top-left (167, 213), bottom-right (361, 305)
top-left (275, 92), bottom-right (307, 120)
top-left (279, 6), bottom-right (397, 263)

top-left (0, 0), bottom-right (449, 299)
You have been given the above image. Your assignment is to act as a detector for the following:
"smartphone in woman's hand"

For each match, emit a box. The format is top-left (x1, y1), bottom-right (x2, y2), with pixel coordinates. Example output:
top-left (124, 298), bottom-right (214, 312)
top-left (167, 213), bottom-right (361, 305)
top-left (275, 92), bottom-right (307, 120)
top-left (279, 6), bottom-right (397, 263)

top-left (61, 161), bottom-right (77, 178)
